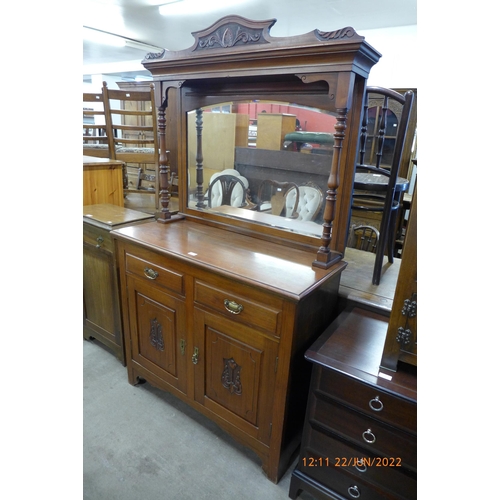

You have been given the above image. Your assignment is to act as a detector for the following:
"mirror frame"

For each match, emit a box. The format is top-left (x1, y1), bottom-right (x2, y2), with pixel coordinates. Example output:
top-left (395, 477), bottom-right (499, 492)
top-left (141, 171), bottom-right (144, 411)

top-left (142, 15), bottom-right (381, 268)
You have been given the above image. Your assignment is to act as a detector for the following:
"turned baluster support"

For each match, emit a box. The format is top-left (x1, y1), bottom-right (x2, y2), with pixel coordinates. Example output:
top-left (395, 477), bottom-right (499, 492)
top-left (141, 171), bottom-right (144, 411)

top-left (156, 105), bottom-right (172, 222)
top-left (195, 108), bottom-right (205, 208)
top-left (313, 108), bottom-right (347, 268)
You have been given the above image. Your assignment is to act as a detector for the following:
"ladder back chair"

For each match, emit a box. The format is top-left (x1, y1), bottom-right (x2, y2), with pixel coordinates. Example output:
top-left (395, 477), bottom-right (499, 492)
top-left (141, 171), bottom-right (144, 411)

top-left (83, 91), bottom-right (111, 158)
top-left (351, 87), bottom-right (414, 285)
top-left (102, 81), bottom-right (159, 208)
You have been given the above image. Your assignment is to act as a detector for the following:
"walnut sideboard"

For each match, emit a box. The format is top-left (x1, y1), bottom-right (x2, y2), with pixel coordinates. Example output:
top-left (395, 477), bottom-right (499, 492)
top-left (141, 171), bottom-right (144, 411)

top-left (111, 220), bottom-right (346, 483)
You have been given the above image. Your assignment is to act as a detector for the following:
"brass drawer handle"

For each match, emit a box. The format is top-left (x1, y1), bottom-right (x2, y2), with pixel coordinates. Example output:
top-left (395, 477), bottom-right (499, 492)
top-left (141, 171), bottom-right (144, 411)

top-left (144, 267), bottom-right (159, 280)
top-left (96, 236), bottom-right (104, 248)
top-left (362, 428), bottom-right (376, 444)
top-left (192, 347), bottom-right (199, 365)
top-left (369, 396), bottom-right (383, 412)
top-left (348, 485), bottom-right (360, 498)
top-left (224, 299), bottom-right (243, 315)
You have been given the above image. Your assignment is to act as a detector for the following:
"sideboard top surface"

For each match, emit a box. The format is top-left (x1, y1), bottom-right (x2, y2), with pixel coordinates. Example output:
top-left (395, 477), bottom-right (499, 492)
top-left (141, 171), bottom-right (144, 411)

top-left (112, 220), bottom-right (346, 300)
top-left (83, 204), bottom-right (154, 229)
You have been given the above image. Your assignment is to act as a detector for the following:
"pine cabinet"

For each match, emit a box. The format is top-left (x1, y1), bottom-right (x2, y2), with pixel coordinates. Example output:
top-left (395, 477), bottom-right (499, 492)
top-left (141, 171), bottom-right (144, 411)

top-left (83, 204), bottom-right (154, 363)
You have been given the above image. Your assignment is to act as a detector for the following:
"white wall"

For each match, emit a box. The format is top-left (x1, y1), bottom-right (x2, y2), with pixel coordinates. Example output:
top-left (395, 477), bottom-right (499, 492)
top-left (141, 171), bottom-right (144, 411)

top-left (359, 25), bottom-right (417, 88)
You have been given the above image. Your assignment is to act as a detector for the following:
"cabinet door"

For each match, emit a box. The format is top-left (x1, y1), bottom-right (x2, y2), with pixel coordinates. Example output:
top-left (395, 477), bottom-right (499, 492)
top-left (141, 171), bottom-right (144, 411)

top-left (193, 308), bottom-right (278, 446)
top-left (83, 238), bottom-right (122, 351)
top-left (127, 277), bottom-right (188, 395)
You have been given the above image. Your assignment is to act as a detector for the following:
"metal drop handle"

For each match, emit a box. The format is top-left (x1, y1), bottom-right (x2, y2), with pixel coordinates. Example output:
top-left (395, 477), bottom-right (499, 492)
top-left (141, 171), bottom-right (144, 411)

top-left (354, 460), bottom-right (367, 473)
top-left (96, 236), bottom-right (104, 248)
top-left (369, 396), bottom-right (383, 412)
top-left (144, 267), bottom-right (159, 280)
top-left (224, 299), bottom-right (243, 315)
top-left (348, 485), bottom-right (360, 498)
top-left (362, 429), bottom-right (376, 444)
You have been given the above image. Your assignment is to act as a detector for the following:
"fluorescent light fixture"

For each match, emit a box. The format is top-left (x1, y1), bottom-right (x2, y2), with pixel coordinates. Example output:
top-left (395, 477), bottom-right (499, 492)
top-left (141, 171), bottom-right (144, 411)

top-left (83, 27), bottom-right (125, 47)
top-left (159, 0), bottom-right (251, 16)
top-left (83, 27), bottom-right (164, 53)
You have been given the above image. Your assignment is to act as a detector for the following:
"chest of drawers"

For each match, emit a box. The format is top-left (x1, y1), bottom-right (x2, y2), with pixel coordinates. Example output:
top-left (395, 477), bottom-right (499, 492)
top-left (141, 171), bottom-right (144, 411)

top-left (289, 306), bottom-right (417, 499)
top-left (112, 220), bottom-right (346, 483)
top-left (83, 204), bottom-right (154, 363)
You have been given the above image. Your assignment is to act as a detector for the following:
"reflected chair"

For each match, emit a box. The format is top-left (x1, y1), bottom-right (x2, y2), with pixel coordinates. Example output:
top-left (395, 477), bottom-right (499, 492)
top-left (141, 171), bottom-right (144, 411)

top-left (285, 182), bottom-right (323, 221)
top-left (83, 91), bottom-right (111, 158)
top-left (102, 81), bottom-right (159, 208)
top-left (348, 225), bottom-right (379, 253)
top-left (256, 180), bottom-right (300, 218)
top-left (351, 87), bottom-right (414, 285)
top-left (207, 170), bottom-right (249, 208)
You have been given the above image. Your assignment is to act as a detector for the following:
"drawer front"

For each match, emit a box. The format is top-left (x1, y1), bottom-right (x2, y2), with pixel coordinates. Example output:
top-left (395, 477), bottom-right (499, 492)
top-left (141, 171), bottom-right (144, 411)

top-left (194, 280), bottom-right (282, 336)
top-left (83, 223), bottom-right (112, 253)
top-left (125, 253), bottom-right (185, 296)
top-left (298, 454), bottom-right (398, 500)
top-left (316, 368), bottom-right (416, 434)
top-left (311, 394), bottom-right (416, 472)
top-left (300, 424), bottom-right (416, 499)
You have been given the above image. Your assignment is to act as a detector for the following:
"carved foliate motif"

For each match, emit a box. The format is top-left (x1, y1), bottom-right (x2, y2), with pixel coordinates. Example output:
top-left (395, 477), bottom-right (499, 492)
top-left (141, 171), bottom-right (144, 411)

top-left (150, 318), bottom-right (165, 351)
top-left (315, 27), bottom-right (356, 41)
top-left (197, 24), bottom-right (263, 50)
top-left (144, 49), bottom-right (166, 60)
top-left (221, 357), bottom-right (242, 395)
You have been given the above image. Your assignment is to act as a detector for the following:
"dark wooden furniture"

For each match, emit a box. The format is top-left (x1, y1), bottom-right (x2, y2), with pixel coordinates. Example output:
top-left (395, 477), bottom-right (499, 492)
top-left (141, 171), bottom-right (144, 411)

top-left (83, 204), bottom-right (154, 363)
top-left (113, 220), bottom-right (346, 482)
top-left (101, 81), bottom-right (160, 208)
top-left (380, 185), bottom-right (417, 371)
top-left (207, 173), bottom-right (248, 208)
top-left (256, 179), bottom-right (300, 218)
top-left (347, 225), bottom-right (380, 253)
top-left (111, 15), bottom-right (381, 484)
top-left (351, 87), bottom-right (415, 285)
top-left (289, 306), bottom-right (417, 500)
top-left (83, 155), bottom-right (125, 207)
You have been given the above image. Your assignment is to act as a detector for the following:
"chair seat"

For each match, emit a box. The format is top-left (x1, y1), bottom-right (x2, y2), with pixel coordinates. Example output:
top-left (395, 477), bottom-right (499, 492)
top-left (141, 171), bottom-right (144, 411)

top-left (354, 172), bottom-right (409, 192)
top-left (83, 144), bottom-right (109, 150)
top-left (116, 147), bottom-right (155, 154)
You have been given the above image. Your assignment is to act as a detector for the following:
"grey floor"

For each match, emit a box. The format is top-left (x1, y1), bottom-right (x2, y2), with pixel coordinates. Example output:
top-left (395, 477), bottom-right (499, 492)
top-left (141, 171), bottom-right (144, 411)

top-left (83, 339), bottom-right (316, 500)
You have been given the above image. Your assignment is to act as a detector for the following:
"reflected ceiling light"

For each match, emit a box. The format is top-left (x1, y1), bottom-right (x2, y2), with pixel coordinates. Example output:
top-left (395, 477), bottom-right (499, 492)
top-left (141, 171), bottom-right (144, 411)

top-left (159, 0), bottom-right (251, 16)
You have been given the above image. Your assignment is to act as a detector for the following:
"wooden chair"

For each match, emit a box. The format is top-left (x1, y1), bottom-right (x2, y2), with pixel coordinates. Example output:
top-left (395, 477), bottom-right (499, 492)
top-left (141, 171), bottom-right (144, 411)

top-left (348, 225), bottom-right (380, 253)
top-left (101, 81), bottom-right (159, 208)
top-left (207, 172), bottom-right (249, 208)
top-left (285, 182), bottom-right (323, 221)
top-left (256, 180), bottom-right (300, 218)
top-left (83, 91), bottom-right (111, 158)
top-left (351, 87), bottom-right (415, 285)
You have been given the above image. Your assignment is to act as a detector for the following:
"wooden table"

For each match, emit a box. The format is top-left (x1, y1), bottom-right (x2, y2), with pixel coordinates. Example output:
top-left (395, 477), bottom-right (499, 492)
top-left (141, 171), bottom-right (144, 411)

top-left (83, 155), bottom-right (125, 207)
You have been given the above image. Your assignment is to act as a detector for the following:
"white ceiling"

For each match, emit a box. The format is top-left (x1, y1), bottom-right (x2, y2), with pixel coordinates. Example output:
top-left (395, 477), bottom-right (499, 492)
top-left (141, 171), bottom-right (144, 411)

top-left (83, 0), bottom-right (417, 79)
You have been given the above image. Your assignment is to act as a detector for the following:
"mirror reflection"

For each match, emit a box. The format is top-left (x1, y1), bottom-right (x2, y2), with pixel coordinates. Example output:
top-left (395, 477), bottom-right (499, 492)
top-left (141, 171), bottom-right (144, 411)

top-left (186, 101), bottom-right (338, 238)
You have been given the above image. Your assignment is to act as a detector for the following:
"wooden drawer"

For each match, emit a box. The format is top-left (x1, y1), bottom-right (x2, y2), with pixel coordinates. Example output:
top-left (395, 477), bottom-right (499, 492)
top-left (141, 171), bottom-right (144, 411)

top-left (311, 394), bottom-right (416, 472)
top-left (83, 223), bottom-right (112, 253)
top-left (194, 279), bottom-right (282, 336)
top-left (125, 252), bottom-right (185, 296)
top-left (316, 368), bottom-right (416, 434)
top-left (301, 424), bottom-right (416, 499)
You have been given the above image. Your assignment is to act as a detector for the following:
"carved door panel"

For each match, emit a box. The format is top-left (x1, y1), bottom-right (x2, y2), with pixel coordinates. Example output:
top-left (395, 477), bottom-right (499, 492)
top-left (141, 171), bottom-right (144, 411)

top-left (193, 308), bottom-right (278, 446)
top-left (127, 277), bottom-right (188, 395)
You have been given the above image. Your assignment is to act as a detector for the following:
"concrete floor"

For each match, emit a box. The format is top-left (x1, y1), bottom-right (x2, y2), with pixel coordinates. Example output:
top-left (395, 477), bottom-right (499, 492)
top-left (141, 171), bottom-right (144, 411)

top-left (83, 339), bottom-right (316, 500)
